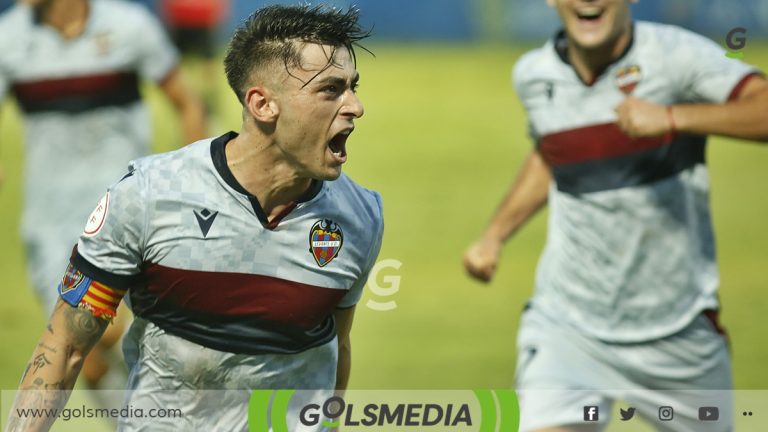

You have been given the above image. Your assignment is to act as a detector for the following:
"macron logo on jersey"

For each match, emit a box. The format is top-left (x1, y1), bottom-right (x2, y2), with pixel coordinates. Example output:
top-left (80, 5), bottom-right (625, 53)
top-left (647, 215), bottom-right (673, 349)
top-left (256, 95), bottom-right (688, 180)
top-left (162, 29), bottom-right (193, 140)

top-left (194, 208), bottom-right (218, 238)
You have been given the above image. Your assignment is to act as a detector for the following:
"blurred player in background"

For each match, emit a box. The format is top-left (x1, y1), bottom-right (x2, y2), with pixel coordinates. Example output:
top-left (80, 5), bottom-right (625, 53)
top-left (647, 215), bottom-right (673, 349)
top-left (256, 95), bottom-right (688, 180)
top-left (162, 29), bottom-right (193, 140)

top-left (160, 0), bottom-right (229, 122)
top-left (7, 4), bottom-right (382, 431)
top-left (0, 0), bottom-right (205, 396)
top-left (464, 0), bottom-right (768, 430)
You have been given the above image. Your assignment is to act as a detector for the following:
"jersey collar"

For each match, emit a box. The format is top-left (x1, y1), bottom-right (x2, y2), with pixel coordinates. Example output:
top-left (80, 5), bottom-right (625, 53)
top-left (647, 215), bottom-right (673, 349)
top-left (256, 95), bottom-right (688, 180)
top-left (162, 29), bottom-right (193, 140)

top-left (210, 131), bottom-right (324, 228)
top-left (553, 22), bottom-right (635, 86)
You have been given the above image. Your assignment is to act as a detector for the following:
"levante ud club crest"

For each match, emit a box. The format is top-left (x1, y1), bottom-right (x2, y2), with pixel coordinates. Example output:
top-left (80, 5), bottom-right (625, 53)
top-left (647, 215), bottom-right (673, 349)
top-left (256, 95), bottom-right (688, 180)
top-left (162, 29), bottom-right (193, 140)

top-left (309, 219), bottom-right (343, 267)
top-left (615, 64), bottom-right (642, 94)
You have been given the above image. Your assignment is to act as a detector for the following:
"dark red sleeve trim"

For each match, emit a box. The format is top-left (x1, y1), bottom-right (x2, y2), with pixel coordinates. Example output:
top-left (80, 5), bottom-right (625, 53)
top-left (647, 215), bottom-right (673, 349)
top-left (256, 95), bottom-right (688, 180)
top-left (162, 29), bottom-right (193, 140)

top-left (727, 72), bottom-right (765, 102)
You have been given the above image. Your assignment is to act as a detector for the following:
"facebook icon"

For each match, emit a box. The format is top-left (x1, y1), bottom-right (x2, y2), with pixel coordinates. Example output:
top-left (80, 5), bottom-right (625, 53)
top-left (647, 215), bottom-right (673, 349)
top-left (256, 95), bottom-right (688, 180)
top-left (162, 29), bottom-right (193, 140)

top-left (584, 406), bottom-right (599, 422)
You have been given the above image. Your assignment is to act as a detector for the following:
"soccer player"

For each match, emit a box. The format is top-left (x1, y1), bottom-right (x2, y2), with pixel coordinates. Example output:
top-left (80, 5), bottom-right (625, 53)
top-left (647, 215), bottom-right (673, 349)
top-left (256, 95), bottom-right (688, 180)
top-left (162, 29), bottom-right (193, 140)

top-left (464, 0), bottom-right (768, 431)
top-left (0, 0), bottom-right (205, 397)
top-left (7, 4), bottom-right (382, 431)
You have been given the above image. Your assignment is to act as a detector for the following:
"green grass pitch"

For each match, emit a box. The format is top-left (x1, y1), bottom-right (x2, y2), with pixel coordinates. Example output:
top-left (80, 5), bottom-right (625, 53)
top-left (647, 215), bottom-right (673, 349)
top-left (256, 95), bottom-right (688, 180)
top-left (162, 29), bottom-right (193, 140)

top-left (1, 43), bottom-right (767, 430)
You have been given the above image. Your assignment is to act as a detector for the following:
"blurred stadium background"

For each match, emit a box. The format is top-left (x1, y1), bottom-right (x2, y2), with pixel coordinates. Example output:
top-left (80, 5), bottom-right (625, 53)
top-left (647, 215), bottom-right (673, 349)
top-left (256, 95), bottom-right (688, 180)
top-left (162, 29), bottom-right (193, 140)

top-left (1, 1), bottom-right (767, 430)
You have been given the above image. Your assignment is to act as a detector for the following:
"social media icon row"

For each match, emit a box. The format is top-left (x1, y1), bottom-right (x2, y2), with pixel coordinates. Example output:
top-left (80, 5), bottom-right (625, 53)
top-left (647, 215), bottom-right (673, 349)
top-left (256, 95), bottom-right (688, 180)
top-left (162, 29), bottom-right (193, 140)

top-left (584, 405), bottom-right (727, 422)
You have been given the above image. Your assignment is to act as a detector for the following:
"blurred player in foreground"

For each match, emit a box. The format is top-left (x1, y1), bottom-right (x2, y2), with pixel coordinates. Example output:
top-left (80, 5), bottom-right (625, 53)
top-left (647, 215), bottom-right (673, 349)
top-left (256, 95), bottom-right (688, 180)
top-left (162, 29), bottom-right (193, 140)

top-left (0, 0), bottom-right (205, 397)
top-left (464, 0), bottom-right (768, 430)
top-left (7, 4), bottom-right (383, 431)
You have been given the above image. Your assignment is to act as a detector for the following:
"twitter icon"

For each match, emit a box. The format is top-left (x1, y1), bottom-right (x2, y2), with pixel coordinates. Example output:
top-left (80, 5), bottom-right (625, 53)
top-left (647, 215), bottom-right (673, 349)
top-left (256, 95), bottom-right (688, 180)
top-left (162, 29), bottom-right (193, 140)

top-left (620, 407), bottom-right (636, 421)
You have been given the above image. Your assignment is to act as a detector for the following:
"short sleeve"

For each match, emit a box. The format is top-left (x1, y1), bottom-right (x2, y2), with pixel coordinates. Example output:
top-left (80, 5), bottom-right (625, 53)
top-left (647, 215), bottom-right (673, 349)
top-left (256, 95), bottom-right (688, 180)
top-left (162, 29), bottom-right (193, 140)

top-left (337, 192), bottom-right (385, 309)
top-left (74, 163), bottom-right (147, 288)
top-left (512, 52), bottom-right (543, 143)
top-left (672, 28), bottom-right (761, 103)
top-left (132, 5), bottom-right (179, 83)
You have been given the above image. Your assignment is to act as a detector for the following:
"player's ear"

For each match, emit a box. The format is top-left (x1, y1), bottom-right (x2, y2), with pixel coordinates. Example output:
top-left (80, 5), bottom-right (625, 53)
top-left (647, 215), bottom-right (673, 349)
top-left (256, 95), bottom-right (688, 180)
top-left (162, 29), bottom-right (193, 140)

top-left (244, 86), bottom-right (279, 122)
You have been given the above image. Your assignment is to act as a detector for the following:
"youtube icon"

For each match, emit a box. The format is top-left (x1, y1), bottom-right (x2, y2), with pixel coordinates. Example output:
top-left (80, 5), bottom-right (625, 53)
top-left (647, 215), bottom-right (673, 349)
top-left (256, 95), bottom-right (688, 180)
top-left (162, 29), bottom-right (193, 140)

top-left (699, 407), bottom-right (719, 421)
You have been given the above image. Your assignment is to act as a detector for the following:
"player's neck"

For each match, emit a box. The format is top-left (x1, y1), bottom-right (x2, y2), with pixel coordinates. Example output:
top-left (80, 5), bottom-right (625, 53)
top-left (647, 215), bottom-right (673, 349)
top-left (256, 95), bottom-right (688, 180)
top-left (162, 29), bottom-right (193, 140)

top-left (38, 0), bottom-right (89, 40)
top-left (225, 133), bottom-right (313, 218)
top-left (567, 27), bottom-right (632, 85)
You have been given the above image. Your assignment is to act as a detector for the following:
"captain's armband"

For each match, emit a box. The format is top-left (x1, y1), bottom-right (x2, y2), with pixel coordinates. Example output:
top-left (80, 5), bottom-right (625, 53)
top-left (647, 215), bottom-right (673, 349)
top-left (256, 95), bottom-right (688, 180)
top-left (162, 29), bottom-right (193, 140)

top-left (58, 263), bottom-right (127, 321)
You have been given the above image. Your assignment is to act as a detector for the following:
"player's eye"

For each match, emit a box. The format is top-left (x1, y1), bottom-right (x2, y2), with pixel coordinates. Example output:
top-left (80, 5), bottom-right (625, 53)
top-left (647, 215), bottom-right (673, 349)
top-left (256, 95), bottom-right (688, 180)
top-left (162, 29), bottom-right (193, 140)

top-left (351, 82), bottom-right (359, 93)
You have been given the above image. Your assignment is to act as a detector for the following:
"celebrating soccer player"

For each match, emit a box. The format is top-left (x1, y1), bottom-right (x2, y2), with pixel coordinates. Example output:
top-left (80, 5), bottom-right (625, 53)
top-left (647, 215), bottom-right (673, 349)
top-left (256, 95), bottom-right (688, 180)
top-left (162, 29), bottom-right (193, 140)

top-left (7, 5), bottom-right (383, 431)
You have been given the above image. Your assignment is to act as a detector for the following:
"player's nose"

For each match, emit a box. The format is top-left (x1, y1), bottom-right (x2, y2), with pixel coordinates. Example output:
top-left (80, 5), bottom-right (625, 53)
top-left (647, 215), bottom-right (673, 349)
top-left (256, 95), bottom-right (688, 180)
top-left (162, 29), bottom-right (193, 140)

top-left (342, 90), bottom-right (364, 119)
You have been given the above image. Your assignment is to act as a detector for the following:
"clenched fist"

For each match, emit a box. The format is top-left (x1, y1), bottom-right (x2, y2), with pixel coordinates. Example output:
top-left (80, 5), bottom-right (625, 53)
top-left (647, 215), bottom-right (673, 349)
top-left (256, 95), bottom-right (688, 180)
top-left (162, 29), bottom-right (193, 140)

top-left (463, 237), bottom-right (503, 283)
top-left (614, 96), bottom-right (673, 138)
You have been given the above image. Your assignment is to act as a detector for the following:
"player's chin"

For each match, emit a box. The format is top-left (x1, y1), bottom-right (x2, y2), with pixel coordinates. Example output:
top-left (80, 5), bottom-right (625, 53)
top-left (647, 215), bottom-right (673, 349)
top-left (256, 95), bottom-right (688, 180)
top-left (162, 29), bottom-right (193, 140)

top-left (567, 21), bottom-right (613, 48)
top-left (313, 164), bottom-right (343, 181)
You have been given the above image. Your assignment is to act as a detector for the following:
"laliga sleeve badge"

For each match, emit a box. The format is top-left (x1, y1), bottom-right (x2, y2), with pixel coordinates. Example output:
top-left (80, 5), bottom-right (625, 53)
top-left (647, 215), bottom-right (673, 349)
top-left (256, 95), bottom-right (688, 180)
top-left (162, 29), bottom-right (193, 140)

top-left (615, 65), bottom-right (642, 95)
top-left (309, 219), bottom-right (343, 267)
top-left (84, 192), bottom-right (109, 237)
top-left (59, 263), bottom-right (93, 306)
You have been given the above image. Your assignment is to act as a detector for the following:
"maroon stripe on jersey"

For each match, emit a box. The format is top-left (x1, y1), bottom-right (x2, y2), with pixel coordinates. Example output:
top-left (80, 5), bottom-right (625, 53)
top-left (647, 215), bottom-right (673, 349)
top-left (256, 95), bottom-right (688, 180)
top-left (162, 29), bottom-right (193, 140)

top-left (539, 123), bottom-right (670, 167)
top-left (12, 71), bottom-right (140, 113)
top-left (141, 263), bottom-right (346, 329)
top-left (548, 133), bottom-right (706, 195)
top-left (13, 71), bottom-right (138, 102)
top-left (727, 72), bottom-right (764, 102)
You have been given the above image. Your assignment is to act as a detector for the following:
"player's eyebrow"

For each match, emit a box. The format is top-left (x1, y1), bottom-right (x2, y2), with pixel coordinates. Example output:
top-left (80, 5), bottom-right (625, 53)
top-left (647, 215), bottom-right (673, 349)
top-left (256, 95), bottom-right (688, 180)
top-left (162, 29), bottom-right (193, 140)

top-left (313, 72), bottom-right (360, 88)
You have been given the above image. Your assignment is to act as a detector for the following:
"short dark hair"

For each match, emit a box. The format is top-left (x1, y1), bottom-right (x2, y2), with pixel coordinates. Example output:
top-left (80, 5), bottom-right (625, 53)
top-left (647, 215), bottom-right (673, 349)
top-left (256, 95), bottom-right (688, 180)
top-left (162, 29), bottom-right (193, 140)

top-left (224, 4), bottom-right (371, 105)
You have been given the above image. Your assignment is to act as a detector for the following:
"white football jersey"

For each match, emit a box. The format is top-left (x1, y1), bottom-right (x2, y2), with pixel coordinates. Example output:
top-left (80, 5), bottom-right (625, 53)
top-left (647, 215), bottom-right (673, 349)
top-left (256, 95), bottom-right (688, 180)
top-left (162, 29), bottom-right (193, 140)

top-left (74, 132), bottom-right (384, 354)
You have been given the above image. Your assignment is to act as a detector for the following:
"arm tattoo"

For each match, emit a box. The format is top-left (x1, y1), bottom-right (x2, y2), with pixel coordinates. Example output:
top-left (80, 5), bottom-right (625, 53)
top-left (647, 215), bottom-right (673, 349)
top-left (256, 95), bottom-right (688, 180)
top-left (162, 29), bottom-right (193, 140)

top-left (32, 354), bottom-right (52, 374)
top-left (63, 307), bottom-right (108, 350)
top-left (45, 380), bottom-right (65, 390)
top-left (20, 362), bottom-right (31, 383)
top-left (37, 342), bottom-right (58, 353)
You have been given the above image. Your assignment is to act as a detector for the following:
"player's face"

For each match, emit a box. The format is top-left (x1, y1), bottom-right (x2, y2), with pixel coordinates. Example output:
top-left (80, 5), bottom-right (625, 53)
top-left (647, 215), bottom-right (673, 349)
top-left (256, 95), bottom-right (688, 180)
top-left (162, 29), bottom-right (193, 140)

top-left (548, 0), bottom-right (633, 51)
top-left (273, 43), bottom-right (364, 181)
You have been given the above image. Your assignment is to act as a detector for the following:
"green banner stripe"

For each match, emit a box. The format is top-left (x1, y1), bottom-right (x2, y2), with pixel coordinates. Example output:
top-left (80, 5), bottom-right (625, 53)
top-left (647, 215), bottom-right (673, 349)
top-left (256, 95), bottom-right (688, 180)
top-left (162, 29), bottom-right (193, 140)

top-left (473, 389), bottom-right (497, 432)
top-left (271, 389), bottom-right (295, 432)
top-left (493, 389), bottom-right (520, 432)
top-left (248, 390), bottom-right (274, 432)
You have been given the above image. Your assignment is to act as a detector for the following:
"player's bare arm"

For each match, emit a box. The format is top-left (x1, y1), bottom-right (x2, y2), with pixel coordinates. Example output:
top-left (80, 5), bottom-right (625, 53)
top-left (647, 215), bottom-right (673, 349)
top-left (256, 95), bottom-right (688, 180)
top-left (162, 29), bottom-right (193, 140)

top-left (159, 68), bottom-right (208, 145)
top-left (334, 306), bottom-right (356, 393)
top-left (463, 150), bottom-right (551, 283)
top-left (7, 300), bottom-right (108, 432)
top-left (615, 75), bottom-right (768, 141)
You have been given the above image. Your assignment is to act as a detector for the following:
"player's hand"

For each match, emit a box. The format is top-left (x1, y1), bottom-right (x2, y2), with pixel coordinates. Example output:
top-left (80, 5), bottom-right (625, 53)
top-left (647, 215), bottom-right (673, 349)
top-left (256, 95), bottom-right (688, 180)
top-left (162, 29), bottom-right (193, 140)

top-left (614, 96), bottom-right (672, 138)
top-left (463, 237), bottom-right (502, 283)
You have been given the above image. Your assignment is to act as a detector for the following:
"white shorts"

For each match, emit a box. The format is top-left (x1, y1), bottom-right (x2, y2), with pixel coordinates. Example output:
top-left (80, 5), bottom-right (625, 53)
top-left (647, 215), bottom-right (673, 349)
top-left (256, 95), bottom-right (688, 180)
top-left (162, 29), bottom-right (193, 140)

top-left (118, 318), bottom-right (337, 431)
top-left (516, 306), bottom-right (732, 432)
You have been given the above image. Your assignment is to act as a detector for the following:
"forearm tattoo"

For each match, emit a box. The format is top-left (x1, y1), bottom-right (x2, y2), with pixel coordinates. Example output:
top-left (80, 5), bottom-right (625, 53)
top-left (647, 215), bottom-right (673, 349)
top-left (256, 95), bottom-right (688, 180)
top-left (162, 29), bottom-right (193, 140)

top-left (32, 353), bottom-right (51, 374)
top-left (63, 306), bottom-right (108, 350)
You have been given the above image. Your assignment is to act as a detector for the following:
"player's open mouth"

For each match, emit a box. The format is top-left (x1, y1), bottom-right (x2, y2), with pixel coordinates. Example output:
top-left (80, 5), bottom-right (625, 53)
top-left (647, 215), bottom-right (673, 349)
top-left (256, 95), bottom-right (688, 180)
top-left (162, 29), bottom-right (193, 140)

top-left (328, 131), bottom-right (349, 163)
top-left (576, 8), bottom-right (604, 22)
